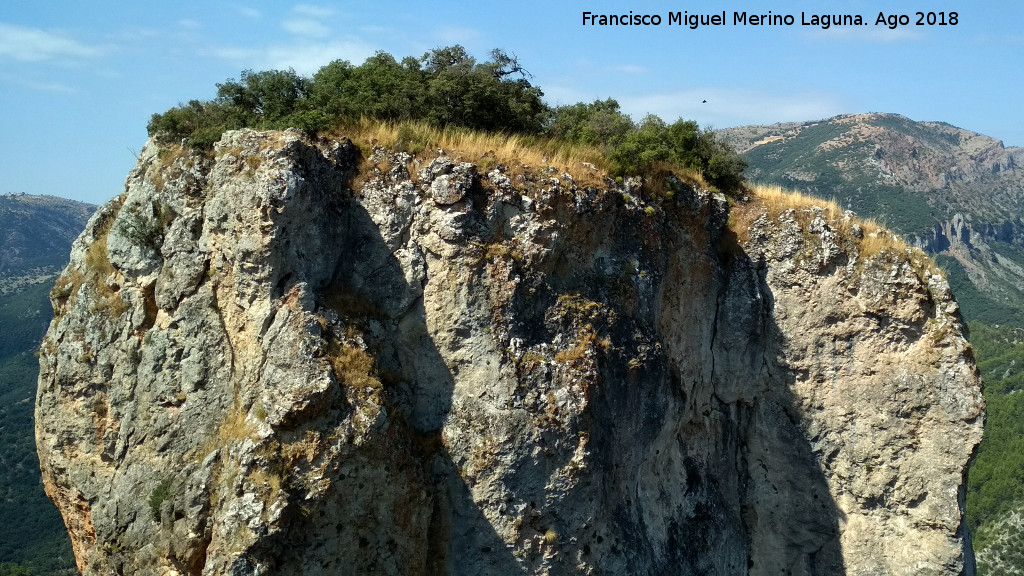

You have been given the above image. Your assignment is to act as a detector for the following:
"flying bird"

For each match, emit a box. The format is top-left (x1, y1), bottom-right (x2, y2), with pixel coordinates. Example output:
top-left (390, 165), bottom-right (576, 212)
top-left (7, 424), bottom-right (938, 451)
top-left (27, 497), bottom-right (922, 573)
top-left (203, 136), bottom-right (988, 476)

top-left (702, 99), bottom-right (707, 103)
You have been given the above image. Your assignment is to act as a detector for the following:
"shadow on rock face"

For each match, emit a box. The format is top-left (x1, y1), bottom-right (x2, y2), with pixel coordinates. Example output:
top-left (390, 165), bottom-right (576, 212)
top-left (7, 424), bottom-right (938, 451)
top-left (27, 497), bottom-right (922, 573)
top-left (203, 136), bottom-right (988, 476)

top-left (286, 164), bottom-right (851, 574)
top-left (241, 182), bottom-right (526, 575)
top-left (716, 247), bottom-right (846, 576)
top-left (265, 169), bottom-right (852, 575)
top-left (485, 194), bottom-right (849, 575)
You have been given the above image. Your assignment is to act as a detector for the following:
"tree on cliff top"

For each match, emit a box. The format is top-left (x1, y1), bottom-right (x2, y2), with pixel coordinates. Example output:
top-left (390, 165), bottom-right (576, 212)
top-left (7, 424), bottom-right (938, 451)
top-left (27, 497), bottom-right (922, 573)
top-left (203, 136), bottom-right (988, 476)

top-left (150, 47), bottom-right (545, 142)
top-left (147, 46), bottom-right (746, 192)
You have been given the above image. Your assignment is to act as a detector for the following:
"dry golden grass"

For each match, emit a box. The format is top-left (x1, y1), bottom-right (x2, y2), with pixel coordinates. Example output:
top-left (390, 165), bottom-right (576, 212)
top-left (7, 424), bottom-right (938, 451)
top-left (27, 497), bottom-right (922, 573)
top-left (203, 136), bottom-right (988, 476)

top-left (323, 328), bottom-right (382, 402)
top-left (555, 293), bottom-right (605, 321)
top-left (72, 206), bottom-right (129, 317)
top-left (752, 184), bottom-right (846, 219)
top-left (84, 235), bottom-right (114, 278)
top-left (554, 330), bottom-right (596, 363)
top-left (733, 183), bottom-right (941, 277)
top-left (84, 235), bottom-right (125, 316)
top-left (331, 118), bottom-right (625, 190)
top-left (280, 429), bottom-right (323, 465)
top-left (518, 350), bottom-right (547, 371)
top-left (470, 240), bottom-right (524, 266)
top-left (339, 118), bottom-right (603, 166)
top-left (84, 206), bottom-right (117, 276)
top-left (554, 326), bottom-right (611, 364)
top-left (644, 161), bottom-right (709, 196)
top-left (199, 407), bottom-right (258, 458)
top-left (245, 467), bottom-right (284, 508)
top-left (216, 408), bottom-right (259, 443)
top-left (744, 183), bottom-right (911, 254)
top-left (152, 145), bottom-right (188, 191)
top-left (551, 294), bottom-right (613, 363)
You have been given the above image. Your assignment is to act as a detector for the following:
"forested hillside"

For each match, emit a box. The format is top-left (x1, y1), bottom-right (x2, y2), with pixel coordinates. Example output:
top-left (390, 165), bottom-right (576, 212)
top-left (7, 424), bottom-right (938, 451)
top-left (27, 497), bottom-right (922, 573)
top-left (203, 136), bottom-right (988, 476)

top-left (0, 194), bottom-right (93, 575)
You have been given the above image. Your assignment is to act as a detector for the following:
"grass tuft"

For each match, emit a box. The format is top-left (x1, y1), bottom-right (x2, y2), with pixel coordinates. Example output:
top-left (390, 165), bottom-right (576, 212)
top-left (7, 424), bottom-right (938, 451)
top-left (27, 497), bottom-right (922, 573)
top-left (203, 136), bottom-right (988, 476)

top-left (733, 183), bottom-right (941, 279)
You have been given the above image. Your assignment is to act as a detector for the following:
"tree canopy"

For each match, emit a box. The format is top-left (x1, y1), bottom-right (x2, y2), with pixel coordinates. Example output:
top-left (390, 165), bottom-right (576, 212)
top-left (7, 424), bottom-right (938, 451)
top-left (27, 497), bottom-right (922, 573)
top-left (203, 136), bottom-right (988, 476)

top-left (148, 46), bottom-right (746, 192)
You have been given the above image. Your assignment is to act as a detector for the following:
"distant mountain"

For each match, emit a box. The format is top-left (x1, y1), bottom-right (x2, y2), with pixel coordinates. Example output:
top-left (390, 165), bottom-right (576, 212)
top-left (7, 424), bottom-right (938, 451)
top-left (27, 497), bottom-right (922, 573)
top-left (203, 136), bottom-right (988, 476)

top-left (1, 194), bottom-right (96, 292)
top-left (720, 113), bottom-right (1024, 327)
top-left (0, 193), bottom-right (93, 575)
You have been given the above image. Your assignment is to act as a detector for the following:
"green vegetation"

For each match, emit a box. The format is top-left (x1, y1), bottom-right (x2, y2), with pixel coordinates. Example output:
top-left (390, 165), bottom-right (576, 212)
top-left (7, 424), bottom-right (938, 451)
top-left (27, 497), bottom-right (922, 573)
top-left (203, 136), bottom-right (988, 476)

top-left (978, 517), bottom-right (1024, 576)
top-left (149, 47), bottom-right (546, 147)
top-left (967, 322), bottom-right (1024, 555)
top-left (148, 479), bottom-right (173, 522)
top-left (0, 285), bottom-right (77, 575)
top-left (743, 132), bottom-right (942, 236)
top-left (733, 116), bottom-right (1024, 565)
top-left (545, 99), bottom-right (746, 190)
top-left (116, 200), bottom-right (175, 251)
top-left (0, 196), bottom-right (91, 575)
top-left (148, 46), bottom-right (746, 193)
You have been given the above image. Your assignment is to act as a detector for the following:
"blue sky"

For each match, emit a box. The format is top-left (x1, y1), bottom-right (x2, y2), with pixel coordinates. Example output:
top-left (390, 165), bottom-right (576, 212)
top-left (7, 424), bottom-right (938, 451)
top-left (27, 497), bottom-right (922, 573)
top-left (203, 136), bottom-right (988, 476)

top-left (1, 1), bottom-right (1021, 205)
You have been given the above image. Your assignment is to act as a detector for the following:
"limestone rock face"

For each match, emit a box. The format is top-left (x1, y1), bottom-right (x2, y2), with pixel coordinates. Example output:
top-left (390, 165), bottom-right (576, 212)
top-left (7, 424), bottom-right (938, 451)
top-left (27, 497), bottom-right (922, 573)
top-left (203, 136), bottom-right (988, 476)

top-left (36, 129), bottom-right (983, 575)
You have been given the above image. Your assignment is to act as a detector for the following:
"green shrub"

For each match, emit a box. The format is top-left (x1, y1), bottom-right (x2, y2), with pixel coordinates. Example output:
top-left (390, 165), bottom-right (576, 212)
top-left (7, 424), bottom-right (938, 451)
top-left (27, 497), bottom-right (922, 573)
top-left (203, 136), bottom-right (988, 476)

top-left (394, 124), bottom-right (431, 155)
top-left (148, 479), bottom-right (173, 522)
top-left (117, 201), bottom-right (174, 251)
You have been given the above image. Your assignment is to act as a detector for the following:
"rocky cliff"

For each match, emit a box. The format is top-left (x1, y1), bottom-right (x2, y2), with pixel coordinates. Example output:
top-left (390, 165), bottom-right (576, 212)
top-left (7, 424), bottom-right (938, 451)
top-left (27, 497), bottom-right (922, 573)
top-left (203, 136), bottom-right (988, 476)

top-left (36, 129), bottom-right (984, 575)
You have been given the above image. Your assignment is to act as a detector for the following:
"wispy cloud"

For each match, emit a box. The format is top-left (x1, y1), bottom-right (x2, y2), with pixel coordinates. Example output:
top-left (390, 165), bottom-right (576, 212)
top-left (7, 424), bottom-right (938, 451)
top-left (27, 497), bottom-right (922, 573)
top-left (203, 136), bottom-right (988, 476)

top-left (210, 39), bottom-right (377, 75)
top-left (0, 72), bottom-right (77, 93)
top-left (109, 27), bottom-right (160, 42)
top-left (210, 4), bottom-right (381, 73)
top-left (804, 27), bottom-right (921, 43)
top-left (265, 42), bottom-right (375, 72)
top-left (619, 87), bottom-right (845, 127)
top-left (292, 4), bottom-right (335, 19)
top-left (234, 6), bottom-right (262, 19)
top-left (434, 26), bottom-right (482, 46)
top-left (0, 23), bottom-right (105, 62)
top-left (283, 18), bottom-right (330, 38)
top-left (540, 83), bottom-right (594, 107)
top-left (282, 4), bottom-right (336, 39)
top-left (607, 64), bottom-right (648, 75)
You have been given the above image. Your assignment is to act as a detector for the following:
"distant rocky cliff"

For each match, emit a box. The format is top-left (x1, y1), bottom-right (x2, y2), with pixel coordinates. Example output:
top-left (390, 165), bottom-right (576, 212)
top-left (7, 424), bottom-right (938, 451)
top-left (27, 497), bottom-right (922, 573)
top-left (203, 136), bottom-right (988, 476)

top-left (36, 129), bottom-right (983, 575)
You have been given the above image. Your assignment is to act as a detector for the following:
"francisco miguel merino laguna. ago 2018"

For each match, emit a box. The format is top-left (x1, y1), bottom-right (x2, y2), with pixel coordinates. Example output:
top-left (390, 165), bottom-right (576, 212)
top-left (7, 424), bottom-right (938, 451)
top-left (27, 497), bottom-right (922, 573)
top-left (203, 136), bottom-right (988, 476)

top-left (581, 11), bottom-right (958, 29)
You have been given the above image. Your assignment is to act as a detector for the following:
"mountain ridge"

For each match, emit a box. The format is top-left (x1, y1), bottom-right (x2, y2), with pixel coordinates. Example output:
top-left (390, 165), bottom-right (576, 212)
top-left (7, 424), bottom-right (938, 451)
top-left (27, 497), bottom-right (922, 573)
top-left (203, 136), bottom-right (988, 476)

top-left (721, 112), bottom-right (1023, 223)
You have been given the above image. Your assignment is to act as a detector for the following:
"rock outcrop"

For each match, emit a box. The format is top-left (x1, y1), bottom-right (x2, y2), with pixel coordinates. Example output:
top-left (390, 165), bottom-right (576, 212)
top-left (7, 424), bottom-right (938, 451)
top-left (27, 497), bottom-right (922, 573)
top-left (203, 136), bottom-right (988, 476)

top-left (36, 129), bottom-right (984, 575)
